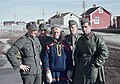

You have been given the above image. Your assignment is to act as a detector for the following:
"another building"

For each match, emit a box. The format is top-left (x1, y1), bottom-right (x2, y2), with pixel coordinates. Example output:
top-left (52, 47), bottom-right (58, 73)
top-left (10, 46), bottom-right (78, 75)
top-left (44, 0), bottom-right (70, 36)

top-left (48, 12), bottom-right (81, 28)
top-left (16, 21), bottom-right (26, 25)
top-left (115, 16), bottom-right (120, 29)
top-left (3, 21), bottom-right (15, 26)
top-left (81, 4), bottom-right (111, 29)
top-left (37, 19), bottom-right (44, 25)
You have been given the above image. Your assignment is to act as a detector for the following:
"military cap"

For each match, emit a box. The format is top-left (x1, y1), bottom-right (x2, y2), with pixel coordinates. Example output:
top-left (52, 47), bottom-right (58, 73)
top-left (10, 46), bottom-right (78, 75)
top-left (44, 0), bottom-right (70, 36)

top-left (81, 18), bottom-right (90, 26)
top-left (39, 23), bottom-right (48, 30)
top-left (68, 20), bottom-right (78, 26)
top-left (26, 22), bottom-right (38, 30)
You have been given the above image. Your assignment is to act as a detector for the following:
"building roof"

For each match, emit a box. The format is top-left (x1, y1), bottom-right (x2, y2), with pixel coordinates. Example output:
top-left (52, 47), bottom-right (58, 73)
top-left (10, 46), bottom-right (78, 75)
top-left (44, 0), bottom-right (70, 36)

top-left (50, 12), bottom-right (70, 19)
top-left (81, 6), bottom-right (110, 16)
top-left (115, 16), bottom-right (120, 18)
top-left (37, 19), bottom-right (44, 21)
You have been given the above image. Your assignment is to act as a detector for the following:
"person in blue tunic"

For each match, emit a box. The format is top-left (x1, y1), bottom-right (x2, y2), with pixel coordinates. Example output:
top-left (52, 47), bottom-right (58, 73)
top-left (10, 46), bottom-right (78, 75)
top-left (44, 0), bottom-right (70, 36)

top-left (42, 26), bottom-right (73, 84)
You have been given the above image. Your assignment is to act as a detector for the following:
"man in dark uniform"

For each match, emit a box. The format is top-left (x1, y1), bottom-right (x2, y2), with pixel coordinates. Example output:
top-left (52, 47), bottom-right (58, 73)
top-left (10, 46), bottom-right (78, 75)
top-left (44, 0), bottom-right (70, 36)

top-left (6, 22), bottom-right (42, 84)
top-left (37, 23), bottom-right (52, 83)
top-left (38, 23), bottom-right (52, 53)
top-left (73, 19), bottom-right (109, 84)
top-left (65, 20), bottom-right (81, 83)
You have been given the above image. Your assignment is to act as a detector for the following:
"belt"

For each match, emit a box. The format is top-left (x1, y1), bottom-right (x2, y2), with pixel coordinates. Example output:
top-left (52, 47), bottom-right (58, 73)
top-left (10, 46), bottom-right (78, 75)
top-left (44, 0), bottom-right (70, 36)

top-left (80, 53), bottom-right (92, 57)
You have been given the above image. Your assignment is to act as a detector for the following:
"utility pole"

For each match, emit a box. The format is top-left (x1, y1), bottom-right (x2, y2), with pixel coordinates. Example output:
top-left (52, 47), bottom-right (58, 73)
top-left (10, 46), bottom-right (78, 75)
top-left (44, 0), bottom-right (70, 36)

top-left (14, 14), bottom-right (16, 22)
top-left (42, 9), bottom-right (45, 22)
top-left (83, 0), bottom-right (86, 18)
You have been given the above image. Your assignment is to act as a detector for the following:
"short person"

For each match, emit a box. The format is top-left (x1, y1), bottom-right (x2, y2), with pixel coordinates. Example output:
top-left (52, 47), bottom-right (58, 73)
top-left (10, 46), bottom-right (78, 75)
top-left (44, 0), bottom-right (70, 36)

top-left (42, 26), bottom-right (73, 84)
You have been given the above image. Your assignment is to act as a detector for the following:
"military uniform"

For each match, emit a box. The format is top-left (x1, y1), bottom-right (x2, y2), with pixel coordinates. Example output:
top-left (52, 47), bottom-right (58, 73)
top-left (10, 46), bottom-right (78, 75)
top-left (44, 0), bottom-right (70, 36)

top-left (38, 23), bottom-right (53, 59)
top-left (6, 22), bottom-right (42, 84)
top-left (38, 36), bottom-right (52, 50)
top-left (65, 20), bottom-right (81, 65)
top-left (38, 23), bottom-right (53, 83)
top-left (65, 20), bottom-right (82, 84)
top-left (73, 32), bottom-right (109, 84)
top-left (38, 23), bottom-right (52, 51)
top-left (65, 33), bottom-right (81, 64)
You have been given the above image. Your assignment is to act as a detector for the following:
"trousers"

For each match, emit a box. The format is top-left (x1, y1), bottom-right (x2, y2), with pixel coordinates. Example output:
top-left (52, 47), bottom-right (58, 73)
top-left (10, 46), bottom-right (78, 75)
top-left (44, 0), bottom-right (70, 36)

top-left (21, 74), bottom-right (42, 84)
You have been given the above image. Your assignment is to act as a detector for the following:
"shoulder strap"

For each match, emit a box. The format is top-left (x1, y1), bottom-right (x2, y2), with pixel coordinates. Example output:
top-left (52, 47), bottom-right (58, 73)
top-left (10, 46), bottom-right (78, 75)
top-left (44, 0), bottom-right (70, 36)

top-left (93, 33), bottom-right (99, 55)
top-left (93, 33), bottom-right (98, 45)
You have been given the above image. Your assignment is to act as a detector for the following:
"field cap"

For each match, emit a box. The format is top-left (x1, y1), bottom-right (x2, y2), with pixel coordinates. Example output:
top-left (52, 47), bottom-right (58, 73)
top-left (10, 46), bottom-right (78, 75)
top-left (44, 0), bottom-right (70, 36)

top-left (39, 23), bottom-right (48, 30)
top-left (81, 18), bottom-right (90, 25)
top-left (68, 20), bottom-right (78, 26)
top-left (26, 22), bottom-right (38, 30)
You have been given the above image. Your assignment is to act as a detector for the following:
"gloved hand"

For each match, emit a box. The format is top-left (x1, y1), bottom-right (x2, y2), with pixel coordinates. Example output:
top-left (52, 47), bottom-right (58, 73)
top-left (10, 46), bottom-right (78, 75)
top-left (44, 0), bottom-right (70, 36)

top-left (67, 70), bottom-right (73, 79)
top-left (46, 70), bottom-right (52, 83)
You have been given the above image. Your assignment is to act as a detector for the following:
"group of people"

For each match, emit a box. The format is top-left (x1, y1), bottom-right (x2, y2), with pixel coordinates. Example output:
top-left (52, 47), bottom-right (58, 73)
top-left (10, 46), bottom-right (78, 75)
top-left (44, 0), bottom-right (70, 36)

top-left (6, 18), bottom-right (109, 84)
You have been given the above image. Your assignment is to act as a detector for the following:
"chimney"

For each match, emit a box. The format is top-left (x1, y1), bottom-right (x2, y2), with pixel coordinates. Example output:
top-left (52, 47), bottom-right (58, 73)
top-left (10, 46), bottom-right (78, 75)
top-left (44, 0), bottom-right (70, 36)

top-left (93, 4), bottom-right (96, 8)
top-left (59, 12), bottom-right (61, 17)
top-left (56, 12), bottom-right (59, 16)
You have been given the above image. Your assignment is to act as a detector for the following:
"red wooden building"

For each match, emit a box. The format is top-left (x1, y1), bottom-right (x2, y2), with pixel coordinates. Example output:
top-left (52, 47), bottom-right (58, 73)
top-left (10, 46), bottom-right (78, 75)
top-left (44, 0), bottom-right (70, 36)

top-left (81, 4), bottom-right (111, 29)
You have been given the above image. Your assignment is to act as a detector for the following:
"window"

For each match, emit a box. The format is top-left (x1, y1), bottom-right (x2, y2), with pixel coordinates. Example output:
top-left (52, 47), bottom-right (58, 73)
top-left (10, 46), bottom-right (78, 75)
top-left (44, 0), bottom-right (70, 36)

top-left (70, 13), bottom-right (73, 18)
top-left (70, 14), bottom-right (73, 16)
top-left (94, 17), bottom-right (99, 24)
top-left (99, 8), bottom-right (103, 13)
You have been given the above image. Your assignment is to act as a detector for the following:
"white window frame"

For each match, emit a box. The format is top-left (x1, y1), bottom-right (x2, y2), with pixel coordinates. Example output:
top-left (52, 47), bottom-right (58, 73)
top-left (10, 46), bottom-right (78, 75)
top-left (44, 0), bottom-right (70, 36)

top-left (94, 17), bottom-right (99, 24)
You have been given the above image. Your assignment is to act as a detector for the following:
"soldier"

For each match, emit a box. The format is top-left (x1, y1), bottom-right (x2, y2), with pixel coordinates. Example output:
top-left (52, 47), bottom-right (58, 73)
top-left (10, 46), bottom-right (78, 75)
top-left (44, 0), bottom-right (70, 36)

top-left (6, 22), bottom-right (42, 84)
top-left (37, 23), bottom-right (53, 83)
top-left (65, 20), bottom-right (81, 83)
top-left (38, 23), bottom-right (52, 53)
top-left (65, 20), bottom-right (81, 65)
top-left (73, 19), bottom-right (109, 84)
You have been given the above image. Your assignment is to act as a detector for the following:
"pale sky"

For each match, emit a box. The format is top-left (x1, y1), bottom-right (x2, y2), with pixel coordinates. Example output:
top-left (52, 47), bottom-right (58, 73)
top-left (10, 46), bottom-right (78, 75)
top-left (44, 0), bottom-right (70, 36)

top-left (0, 0), bottom-right (120, 23)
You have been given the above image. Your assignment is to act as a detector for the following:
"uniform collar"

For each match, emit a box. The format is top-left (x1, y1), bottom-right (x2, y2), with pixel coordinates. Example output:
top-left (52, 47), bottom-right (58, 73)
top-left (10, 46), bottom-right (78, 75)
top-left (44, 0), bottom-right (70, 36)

top-left (38, 35), bottom-right (47, 39)
top-left (70, 32), bottom-right (78, 38)
top-left (84, 31), bottom-right (94, 40)
top-left (25, 33), bottom-right (35, 40)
